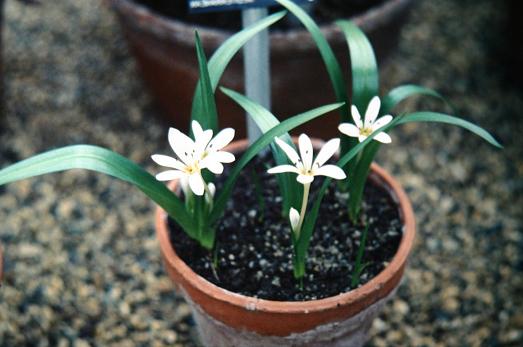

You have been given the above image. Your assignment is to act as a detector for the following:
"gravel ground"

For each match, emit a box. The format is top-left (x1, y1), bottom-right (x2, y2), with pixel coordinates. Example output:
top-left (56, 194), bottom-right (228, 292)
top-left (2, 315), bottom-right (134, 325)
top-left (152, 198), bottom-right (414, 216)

top-left (0, 0), bottom-right (522, 346)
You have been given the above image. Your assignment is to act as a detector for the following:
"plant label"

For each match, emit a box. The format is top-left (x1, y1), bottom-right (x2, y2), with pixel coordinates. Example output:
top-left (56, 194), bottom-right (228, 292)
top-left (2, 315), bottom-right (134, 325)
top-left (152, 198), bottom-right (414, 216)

top-left (188, 0), bottom-right (314, 13)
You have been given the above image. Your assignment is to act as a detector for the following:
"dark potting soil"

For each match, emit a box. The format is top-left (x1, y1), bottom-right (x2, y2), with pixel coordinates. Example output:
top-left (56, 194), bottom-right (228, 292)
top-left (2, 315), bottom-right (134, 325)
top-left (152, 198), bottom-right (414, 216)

top-left (168, 153), bottom-right (402, 301)
top-left (135, 0), bottom-right (387, 31)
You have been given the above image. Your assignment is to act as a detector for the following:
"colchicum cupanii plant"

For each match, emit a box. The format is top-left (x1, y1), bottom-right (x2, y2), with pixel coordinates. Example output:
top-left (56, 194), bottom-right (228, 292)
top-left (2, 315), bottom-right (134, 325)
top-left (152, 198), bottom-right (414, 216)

top-left (0, 1), bottom-right (502, 288)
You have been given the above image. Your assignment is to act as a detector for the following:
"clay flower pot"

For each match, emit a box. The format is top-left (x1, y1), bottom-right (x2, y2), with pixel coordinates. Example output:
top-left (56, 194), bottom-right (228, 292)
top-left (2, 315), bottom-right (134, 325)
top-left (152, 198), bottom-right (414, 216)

top-left (155, 139), bottom-right (416, 346)
top-left (108, 0), bottom-right (414, 138)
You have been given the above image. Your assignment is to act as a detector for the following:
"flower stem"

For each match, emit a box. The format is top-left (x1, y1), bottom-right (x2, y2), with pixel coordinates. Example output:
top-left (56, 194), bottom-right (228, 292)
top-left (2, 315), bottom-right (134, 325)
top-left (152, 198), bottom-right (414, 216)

top-left (296, 183), bottom-right (311, 238)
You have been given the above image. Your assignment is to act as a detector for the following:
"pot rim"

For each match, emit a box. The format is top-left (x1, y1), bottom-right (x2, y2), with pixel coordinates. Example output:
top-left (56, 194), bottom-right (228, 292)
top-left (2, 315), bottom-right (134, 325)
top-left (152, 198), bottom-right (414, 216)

top-left (108, 0), bottom-right (414, 50)
top-left (155, 138), bottom-right (415, 314)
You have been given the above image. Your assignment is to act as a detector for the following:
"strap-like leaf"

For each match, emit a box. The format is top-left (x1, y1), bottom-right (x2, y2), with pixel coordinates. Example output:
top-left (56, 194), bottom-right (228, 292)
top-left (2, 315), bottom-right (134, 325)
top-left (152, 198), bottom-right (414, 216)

top-left (382, 84), bottom-right (447, 114)
top-left (396, 112), bottom-right (502, 148)
top-left (275, 0), bottom-right (349, 122)
top-left (220, 87), bottom-right (301, 214)
top-left (209, 101), bottom-right (345, 224)
top-left (336, 20), bottom-right (378, 112)
top-left (347, 142), bottom-right (380, 221)
top-left (190, 10), bottom-right (286, 120)
top-left (192, 31), bottom-right (219, 133)
top-left (0, 145), bottom-right (196, 233)
top-left (336, 19), bottom-right (380, 184)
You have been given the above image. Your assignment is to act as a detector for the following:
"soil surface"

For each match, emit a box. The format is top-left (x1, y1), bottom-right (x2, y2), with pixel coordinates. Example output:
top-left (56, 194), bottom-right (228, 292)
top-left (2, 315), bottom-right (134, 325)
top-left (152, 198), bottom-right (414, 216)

top-left (169, 153), bottom-right (402, 301)
top-left (135, 0), bottom-right (387, 31)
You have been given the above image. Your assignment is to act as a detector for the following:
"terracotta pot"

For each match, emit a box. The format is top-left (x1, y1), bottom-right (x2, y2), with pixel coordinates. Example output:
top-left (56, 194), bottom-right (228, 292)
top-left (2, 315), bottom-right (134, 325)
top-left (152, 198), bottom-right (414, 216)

top-left (155, 139), bottom-right (416, 346)
top-left (108, 0), bottom-right (414, 138)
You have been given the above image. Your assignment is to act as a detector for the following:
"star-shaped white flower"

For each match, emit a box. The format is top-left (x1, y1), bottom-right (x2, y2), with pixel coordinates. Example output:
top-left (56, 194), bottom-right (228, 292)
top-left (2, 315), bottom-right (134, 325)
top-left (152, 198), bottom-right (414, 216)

top-left (191, 121), bottom-right (235, 175)
top-left (152, 121), bottom-right (235, 196)
top-left (267, 134), bottom-right (346, 185)
top-left (338, 96), bottom-right (392, 144)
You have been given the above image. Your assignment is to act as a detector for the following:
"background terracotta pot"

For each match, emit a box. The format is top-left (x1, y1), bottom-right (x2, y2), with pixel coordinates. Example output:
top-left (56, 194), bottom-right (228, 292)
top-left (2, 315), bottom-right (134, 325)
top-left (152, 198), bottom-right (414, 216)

top-left (155, 139), bottom-right (416, 346)
top-left (108, 0), bottom-right (414, 138)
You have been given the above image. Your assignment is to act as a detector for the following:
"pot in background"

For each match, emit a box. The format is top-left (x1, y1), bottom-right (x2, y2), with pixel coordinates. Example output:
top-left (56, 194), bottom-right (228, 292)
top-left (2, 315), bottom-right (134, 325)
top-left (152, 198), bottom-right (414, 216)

top-left (155, 139), bottom-right (416, 346)
top-left (108, 0), bottom-right (414, 138)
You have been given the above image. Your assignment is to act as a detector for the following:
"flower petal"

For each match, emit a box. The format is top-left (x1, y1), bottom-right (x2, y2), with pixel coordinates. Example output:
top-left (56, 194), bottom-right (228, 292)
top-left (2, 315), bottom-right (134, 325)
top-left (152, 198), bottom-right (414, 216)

top-left (200, 151), bottom-right (234, 173)
top-left (314, 165), bottom-right (347, 180)
top-left (155, 170), bottom-right (186, 181)
top-left (208, 151), bottom-right (235, 164)
top-left (373, 132), bottom-right (392, 144)
top-left (207, 128), bottom-right (235, 152)
top-left (274, 137), bottom-right (300, 166)
top-left (191, 120), bottom-right (204, 139)
top-left (364, 96), bottom-right (381, 128)
top-left (372, 115), bottom-right (393, 131)
top-left (338, 123), bottom-right (360, 138)
top-left (351, 105), bottom-right (363, 128)
top-left (313, 138), bottom-right (340, 168)
top-left (204, 160), bottom-right (224, 175)
top-left (289, 207), bottom-right (300, 233)
top-left (358, 134), bottom-right (367, 143)
top-left (151, 154), bottom-right (186, 170)
top-left (195, 129), bottom-right (213, 157)
top-left (188, 173), bottom-right (205, 196)
top-left (168, 127), bottom-right (196, 164)
top-left (298, 134), bottom-right (314, 170)
top-left (267, 165), bottom-right (300, 175)
top-left (297, 174), bottom-right (314, 185)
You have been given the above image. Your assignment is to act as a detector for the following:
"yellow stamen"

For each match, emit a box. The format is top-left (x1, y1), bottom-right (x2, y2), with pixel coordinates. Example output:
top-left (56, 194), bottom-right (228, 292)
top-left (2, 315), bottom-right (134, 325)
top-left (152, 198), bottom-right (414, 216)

top-left (360, 127), bottom-right (373, 137)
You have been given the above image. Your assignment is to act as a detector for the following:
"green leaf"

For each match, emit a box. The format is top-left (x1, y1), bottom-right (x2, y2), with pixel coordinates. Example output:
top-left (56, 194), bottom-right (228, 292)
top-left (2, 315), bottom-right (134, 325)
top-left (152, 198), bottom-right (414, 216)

top-left (335, 19), bottom-right (380, 186)
top-left (190, 10), bottom-right (286, 120)
top-left (275, 0), bottom-right (349, 122)
top-left (220, 87), bottom-right (301, 214)
top-left (0, 145), bottom-right (196, 233)
top-left (192, 31), bottom-right (219, 133)
top-left (336, 20), bottom-right (378, 111)
top-left (396, 112), bottom-right (503, 148)
top-left (351, 223), bottom-right (369, 288)
top-left (381, 84), bottom-right (447, 114)
top-left (208, 101), bottom-right (345, 224)
top-left (347, 141), bottom-right (380, 221)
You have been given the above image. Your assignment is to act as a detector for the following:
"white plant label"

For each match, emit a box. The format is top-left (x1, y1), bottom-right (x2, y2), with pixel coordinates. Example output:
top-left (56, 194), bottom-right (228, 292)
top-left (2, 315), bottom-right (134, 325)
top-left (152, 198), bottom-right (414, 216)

top-left (188, 0), bottom-right (313, 13)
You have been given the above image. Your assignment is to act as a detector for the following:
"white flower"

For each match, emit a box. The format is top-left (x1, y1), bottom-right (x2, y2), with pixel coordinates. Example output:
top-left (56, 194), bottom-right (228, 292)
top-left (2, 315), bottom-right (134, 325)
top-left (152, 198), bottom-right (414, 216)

top-left (338, 96), bottom-right (392, 144)
top-left (191, 121), bottom-right (236, 175)
top-left (267, 134), bottom-right (346, 185)
top-left (289, 207), bottom-right (300, 234)
top-left (152, 120), bottom-right (235, 196)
